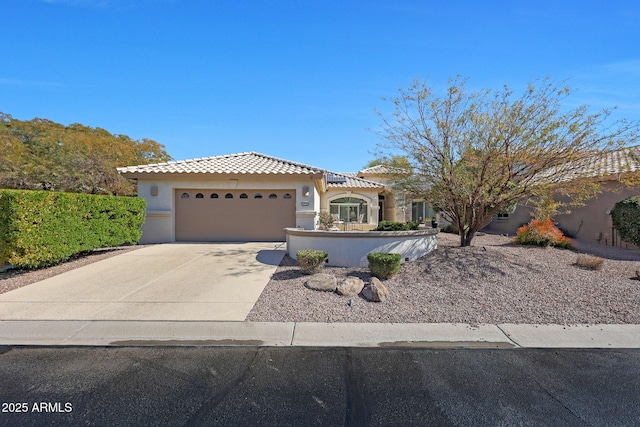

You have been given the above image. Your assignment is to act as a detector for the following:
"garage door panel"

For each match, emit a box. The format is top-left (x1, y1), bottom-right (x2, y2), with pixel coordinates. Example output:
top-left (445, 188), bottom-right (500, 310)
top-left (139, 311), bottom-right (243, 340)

top-left (175, 190), bottom-right (295, 241)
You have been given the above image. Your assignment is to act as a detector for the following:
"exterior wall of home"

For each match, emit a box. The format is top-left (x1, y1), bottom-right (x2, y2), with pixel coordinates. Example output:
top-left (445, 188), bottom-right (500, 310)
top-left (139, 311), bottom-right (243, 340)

top-left (555, 182), bottom-right (639, 247)
top-left (483, 182), bottom-right (640, 248)
top-left (136, 175), bottom-right (320, 243)
top-left (482, 202), bottom-right (532, 235)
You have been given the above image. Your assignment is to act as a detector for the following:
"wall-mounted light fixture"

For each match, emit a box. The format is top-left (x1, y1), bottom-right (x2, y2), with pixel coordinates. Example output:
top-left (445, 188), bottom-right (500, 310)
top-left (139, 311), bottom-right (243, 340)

top-left (302, 185), bottom-right (310, 197)
top-left (150, 185), bottom-right (158, 197)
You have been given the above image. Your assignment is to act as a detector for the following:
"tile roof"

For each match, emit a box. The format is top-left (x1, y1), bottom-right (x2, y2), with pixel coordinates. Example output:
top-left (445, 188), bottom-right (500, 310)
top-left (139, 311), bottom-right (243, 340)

top-left (326, 172), bottom-right (384, 189)
top-left (117, 151), bottom-right (386, 189)
top-left (358, 164), bottom-right (409, 175)
top-left (579, 145), bottom-right (640, 177)
top-left (537, 145), bottom-right (640, 182)
top-left (117, 152), bottom-right (324, 176)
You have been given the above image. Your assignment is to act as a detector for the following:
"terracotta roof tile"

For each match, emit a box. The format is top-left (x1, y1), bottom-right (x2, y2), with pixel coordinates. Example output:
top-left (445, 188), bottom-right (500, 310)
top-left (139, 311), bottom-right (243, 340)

top-left (326, 172), bottom-right (384, 189)
top-left (358, 164), bottom-right (409, 175)
top-left (117, 152), bottom-right (324, 176)
top-left (117, 151), bottom-right (386, 189)
top-left (538, 145), bottom-right (640, 182)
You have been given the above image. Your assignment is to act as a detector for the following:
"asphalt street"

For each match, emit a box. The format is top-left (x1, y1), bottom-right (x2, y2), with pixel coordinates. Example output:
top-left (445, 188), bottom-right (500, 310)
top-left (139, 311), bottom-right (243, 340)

top-left (1, 346), bottom-right (639, 426)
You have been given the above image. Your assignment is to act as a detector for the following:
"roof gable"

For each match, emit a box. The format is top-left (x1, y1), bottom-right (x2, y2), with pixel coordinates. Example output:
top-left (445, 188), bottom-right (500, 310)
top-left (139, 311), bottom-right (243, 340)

top-left (117, 152), bottom-right (324, 176)
top-left (117, 151), bottom-right (386, 190)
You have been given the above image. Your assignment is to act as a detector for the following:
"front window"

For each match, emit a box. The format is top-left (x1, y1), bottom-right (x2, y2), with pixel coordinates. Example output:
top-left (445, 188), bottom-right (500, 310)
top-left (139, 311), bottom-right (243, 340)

top-left (412, 201), bottom-right (436, 223)
top-left (329, 197), bottom-right (368, 223)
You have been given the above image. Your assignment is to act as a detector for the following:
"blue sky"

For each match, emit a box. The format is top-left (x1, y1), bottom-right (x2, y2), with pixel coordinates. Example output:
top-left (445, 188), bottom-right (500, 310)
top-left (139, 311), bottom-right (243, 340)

top-left (3, 0), bottom-right (639, 172)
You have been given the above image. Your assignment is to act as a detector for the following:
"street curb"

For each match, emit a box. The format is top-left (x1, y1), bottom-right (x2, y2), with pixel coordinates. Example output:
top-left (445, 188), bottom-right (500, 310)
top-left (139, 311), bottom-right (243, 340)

top-left (1, 321), bottom-right (639, 348)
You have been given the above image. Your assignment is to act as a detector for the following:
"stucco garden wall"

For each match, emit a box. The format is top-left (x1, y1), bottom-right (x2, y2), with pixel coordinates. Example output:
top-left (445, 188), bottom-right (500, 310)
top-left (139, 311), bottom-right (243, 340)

top-left (285, 228), bottom-right (439, 267)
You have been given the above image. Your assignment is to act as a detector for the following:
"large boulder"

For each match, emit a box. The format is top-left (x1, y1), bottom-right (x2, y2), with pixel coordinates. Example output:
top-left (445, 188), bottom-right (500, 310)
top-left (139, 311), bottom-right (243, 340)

top-left (362, 277), bottom-right (390, 302)
top-left (304, 274), bottom-right (337, 292)
top-left (336, 277), bottom-right (365, 296)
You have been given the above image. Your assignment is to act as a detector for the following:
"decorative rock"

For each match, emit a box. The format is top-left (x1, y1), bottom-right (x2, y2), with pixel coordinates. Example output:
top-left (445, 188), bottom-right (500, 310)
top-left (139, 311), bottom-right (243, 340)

top-left (362, 277), bottom-right (390, 302)
top-left (336, 277), bottom-right (365, 296)
top-left (304, 274), bottom-right (337, 292)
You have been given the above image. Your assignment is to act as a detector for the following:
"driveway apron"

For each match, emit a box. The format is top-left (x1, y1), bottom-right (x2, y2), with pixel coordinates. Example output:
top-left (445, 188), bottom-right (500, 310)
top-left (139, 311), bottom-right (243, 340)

top-left (0, 243), bottom-right (285, 321)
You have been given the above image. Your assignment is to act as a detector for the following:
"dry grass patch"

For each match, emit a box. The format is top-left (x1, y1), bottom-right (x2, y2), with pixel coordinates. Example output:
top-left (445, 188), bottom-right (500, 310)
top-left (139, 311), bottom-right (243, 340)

top-left (575, 254), bottom-right (605, 271)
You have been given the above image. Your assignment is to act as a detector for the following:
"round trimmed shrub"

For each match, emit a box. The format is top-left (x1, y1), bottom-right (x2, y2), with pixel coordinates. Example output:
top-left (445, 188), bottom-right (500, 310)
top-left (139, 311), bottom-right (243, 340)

top-left (296, 249), bottom-right (328, 275)
top-left (610, 195), bottom-right (640, 246)
top-left (367, 252), bottom-right (402, 279)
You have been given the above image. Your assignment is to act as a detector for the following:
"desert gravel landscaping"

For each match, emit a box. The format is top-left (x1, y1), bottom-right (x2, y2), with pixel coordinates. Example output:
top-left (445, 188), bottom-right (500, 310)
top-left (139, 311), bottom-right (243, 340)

top-left (2, 233), bottom-right (639, 325)
top-left (247, 233), bottom-right (640, 325)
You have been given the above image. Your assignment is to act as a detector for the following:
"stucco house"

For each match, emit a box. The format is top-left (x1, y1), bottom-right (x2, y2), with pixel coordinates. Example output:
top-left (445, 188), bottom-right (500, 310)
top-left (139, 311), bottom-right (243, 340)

top-left (117, 152), bottom-right (412, 244)
top-left (483, 145), bottom-right (640, 248)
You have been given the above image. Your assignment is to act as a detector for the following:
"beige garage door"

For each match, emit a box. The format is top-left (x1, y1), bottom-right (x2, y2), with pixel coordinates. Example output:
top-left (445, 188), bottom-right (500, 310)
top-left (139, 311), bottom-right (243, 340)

top-left (175, 189), bottom-right (296, 241)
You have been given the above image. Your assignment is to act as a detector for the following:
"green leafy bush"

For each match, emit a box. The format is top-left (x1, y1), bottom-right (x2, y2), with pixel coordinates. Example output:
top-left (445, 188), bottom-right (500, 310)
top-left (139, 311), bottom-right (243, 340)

top-left (405, 221), bottom-right (420, 230)
top-left (0, 189), bottom-right (146, 268)
top-left (610, 196), bottom-right (640, 246)
top-left (373, 220), bottom-right (419, 231)
top-left (440, 223), bottom-right (459, 234)
top-left (296, 249), bottom-right (328, 275)
top-left (367, 252), bottom-right (402, 279)
top-left (514, 218), bottom-right (571, 248)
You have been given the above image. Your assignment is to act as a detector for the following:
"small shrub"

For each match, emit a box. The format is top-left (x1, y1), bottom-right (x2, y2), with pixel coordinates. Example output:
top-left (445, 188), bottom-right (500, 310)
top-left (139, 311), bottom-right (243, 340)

top-left (373, 221), bottom-right (419, 231)
top-left (610, 196), bottom-right (640, 246)
top-left (575, 254), bottom-right (604, 271)
top-left (440, 222), bottom-right (471, 234)
top-left (440, 223), bottom-right (459, 234)
top-left (296, 249), bottom-right (328, 275)
top-left (405, 221), bottom-right (420, 230)
top-left (317, 211), bottom-right (334, 230)
top-left (515, 218), bottom-right (571, 249)
top-left (367, 252), bottom-right (402, 279)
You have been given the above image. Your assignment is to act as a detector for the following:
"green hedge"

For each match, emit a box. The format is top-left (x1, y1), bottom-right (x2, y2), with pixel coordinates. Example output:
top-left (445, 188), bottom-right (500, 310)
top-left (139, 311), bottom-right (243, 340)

top-left (610, 196), bottom-right (640, 246)
top-left (0, 189), bottom-right (146, 268)
top-left (367, 252), bottom-right (402, 279)
top-left (373, 220), bottom-right (419, 231)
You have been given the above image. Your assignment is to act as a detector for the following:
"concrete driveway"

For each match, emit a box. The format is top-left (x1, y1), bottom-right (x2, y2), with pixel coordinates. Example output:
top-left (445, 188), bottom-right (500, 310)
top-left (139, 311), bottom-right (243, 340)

top-left (0, 243), bottom-right (285, 321)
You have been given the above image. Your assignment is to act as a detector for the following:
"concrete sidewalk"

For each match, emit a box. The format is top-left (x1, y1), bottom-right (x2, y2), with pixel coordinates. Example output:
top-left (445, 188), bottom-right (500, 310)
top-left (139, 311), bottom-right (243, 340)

top-left (1, 320), bottom-right (639, 348)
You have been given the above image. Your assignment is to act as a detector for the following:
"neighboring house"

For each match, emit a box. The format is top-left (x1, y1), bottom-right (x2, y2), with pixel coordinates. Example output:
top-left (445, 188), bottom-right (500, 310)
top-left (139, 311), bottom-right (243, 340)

top-left (483, 145), bottom-right (640, 248)
top-left (117, 152), bottom-right (414, 244)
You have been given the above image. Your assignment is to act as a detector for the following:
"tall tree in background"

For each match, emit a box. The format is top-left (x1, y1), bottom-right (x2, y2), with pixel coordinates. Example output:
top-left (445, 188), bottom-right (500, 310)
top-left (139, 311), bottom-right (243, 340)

top-left (376, 76), bottom-right (640, 246)
top-left (364, 155), bottom-right (412, 170)
top-left (0, 113), bottom-right (171, 195)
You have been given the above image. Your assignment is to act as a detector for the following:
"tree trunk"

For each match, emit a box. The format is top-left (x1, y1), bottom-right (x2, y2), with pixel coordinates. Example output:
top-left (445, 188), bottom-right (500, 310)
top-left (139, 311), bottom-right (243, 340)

top-left (460, 230), bottom-right (475, 247)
